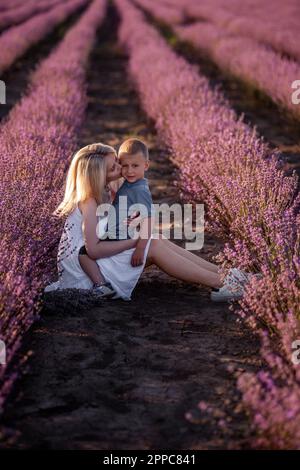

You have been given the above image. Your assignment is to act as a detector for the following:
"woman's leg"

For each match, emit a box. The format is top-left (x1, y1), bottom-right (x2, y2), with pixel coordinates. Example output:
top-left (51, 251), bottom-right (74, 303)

top-left (161, 238), bottom-right (219, 273)
top-left (147, 239), bottom-right (223, 288)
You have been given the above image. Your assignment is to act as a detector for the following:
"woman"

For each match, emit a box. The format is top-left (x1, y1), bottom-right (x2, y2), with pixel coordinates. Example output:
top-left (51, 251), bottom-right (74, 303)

top-left (45, 143), bottom-right (250, 302)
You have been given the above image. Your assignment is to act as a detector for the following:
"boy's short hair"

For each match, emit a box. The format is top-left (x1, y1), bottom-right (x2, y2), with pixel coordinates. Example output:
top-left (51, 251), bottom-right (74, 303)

top-left (118, 138), bottom-right (149, 160)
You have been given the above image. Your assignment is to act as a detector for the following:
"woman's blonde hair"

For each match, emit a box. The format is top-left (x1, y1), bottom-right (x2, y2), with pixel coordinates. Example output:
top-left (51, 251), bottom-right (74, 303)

top-left (55, 143), bottom-right (117, 217)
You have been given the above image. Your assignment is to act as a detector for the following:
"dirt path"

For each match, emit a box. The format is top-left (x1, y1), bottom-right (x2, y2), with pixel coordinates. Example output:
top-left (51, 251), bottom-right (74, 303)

top-left (1, 5), bottom-right (261, 450)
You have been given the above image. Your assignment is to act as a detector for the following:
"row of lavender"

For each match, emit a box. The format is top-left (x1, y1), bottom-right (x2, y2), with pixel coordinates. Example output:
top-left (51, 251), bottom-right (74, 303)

top-left (0, 0), bottom-right (66, 32)
top-left (160, 0), bottom-right (300, 63)
top-left (0, 0), bottom-right (106, 410)
top-left (115, 0), bottom-right (300, 448)
top-left (0, 0), bottom-right (90, 75)
top-left (134, 0), bottom-right (300, 121)
top-left (0, 0), bottom-right (25, 11)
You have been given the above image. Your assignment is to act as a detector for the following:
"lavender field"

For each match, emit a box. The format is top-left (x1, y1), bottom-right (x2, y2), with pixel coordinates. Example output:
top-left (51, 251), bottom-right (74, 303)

top-left (0, 0), bottom-right (300, 453)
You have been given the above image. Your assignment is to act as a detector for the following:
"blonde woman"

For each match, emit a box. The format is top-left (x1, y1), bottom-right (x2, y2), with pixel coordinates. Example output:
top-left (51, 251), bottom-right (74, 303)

top-left (45, 143), bottom-right (251, 302)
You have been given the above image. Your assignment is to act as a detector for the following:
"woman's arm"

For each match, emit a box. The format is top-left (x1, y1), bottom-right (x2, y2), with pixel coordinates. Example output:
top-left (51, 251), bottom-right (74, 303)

top-left (81, 198), bottom-right (137, 260)
top-left (131, 216), bottom-right (154, 266)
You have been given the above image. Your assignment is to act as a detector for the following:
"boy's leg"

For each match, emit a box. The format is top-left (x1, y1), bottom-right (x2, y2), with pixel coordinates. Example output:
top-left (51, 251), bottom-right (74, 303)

top-left (79, 253), bottom-right (106, 285)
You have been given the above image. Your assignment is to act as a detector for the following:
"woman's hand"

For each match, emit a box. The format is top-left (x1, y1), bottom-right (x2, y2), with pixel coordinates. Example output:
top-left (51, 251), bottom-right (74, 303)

top-left (131, 246), bottom-right (145, 267)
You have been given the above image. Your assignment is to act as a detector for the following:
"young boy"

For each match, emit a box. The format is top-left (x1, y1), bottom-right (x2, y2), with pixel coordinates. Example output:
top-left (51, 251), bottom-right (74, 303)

top-left (79, 138), bottom-right (155, 299)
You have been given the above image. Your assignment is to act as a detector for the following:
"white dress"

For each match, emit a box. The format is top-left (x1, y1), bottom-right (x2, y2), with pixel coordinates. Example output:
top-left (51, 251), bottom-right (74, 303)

top-left (44, 206), bottom-right (152, 301)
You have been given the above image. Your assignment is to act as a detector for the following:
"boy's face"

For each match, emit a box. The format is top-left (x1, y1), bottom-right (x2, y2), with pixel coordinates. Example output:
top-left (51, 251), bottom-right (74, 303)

top-left (119, 151), bottom-right (149, 183)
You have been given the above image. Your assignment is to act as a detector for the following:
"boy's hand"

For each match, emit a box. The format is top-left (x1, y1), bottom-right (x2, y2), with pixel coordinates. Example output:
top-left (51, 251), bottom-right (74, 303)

top-left (123, 211), bottom-right (141, 227)
top-left (131, 246), bottom-right (145, 267)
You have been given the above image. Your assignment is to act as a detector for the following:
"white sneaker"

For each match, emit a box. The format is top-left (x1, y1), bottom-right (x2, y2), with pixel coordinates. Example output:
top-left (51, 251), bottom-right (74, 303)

top-left (230, 268), bottom-right (263, 283)
top-left (91, 282), bottom-right (116, 299)
top-left (210, 285), bottom-right (245, 302)
top-left (210, 268), bottom-right (246, 302)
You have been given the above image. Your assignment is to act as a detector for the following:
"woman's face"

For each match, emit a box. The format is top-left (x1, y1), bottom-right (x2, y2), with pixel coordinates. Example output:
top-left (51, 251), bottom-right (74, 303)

top-left (105, 153), bottom-right (122, 183)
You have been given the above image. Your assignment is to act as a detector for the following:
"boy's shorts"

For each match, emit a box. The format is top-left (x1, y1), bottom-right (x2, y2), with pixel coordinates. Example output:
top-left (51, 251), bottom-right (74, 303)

top-left (79, 245), bottom-right (88, 255)
top-left (79, 238), bottom-right (119, 255)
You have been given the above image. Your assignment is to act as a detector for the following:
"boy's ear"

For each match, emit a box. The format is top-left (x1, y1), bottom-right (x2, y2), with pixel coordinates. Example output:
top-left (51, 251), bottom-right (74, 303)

top-left (145, 160), bottom-right (150, 170)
